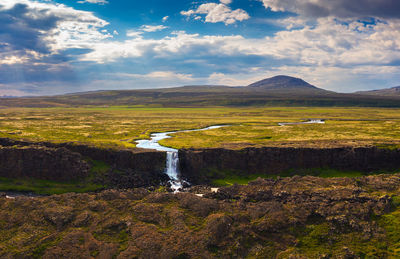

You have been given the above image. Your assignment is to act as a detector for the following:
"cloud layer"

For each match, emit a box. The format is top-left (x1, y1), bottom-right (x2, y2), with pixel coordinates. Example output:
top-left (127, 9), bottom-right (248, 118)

top-left (260, 0), bottom-right (400, 18)
top-left (0, 0), bottom-right (399, 95)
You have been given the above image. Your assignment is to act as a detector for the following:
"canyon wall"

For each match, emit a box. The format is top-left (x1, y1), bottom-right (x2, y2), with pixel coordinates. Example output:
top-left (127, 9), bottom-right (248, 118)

top-left (0, 145), bottom-right (90, 181)
top-left (0, 138), bottom-right (166, 187)
top-left (0, 138), bottom-right (165, 172)
top-left (179, 147), bottom-right (400, 184)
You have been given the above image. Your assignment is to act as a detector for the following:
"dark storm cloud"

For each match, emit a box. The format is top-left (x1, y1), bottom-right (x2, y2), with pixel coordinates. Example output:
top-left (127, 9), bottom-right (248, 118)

top-left (0, 1), bottom-right (107, 92)
top-left (261, 0), bottom-right (400, 18)
top-left (0, 3), bottom-right (60, 54)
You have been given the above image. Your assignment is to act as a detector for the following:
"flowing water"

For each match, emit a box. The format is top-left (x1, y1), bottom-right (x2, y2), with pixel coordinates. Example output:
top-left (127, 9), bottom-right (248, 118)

top-left (136, 125), bottom-right (226, 191)
top-left (278, 119), bottom-right (325, 126)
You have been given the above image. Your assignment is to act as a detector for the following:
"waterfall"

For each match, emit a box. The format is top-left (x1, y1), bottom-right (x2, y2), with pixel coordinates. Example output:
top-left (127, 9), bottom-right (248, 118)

top-left (136, 125), bottom-right (227, 192)
top-left (165, 151), bottom-right (182, 191)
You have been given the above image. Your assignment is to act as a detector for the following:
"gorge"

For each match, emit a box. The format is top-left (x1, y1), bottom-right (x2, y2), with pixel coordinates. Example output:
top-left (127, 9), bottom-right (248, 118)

top-left (135, 125), bottom-right (226, 191)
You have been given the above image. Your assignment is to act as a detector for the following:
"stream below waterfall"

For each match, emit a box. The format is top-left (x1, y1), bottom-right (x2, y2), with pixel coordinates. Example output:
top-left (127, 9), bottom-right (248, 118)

top-left (135, 125), bottom-right (226, 191)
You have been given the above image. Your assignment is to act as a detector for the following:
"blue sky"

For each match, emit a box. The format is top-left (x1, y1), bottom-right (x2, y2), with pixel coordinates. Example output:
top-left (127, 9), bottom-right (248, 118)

top-left (0, 0), bottom-right (400, 96)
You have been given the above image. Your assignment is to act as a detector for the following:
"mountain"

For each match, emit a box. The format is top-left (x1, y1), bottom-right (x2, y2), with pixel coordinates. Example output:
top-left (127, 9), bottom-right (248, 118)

top-left (355, 86), bottom-right (400, 96)
top-left (1, 75), bottom-right (400, 108)
top-left (248, 75), bottom-right (317, 89)
top-left (247, 75), bottom-right (331, 95)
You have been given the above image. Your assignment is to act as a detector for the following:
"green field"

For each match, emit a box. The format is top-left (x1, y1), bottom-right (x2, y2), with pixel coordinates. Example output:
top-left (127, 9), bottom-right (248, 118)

top-left (0, 106), bottom-right (399, 149)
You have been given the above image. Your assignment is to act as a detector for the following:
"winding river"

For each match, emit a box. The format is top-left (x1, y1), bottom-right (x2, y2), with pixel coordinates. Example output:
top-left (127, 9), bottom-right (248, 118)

top-left (136, 125), bottom-right (226, 191)
top-left (278, 119), bottom-right (325, 126)
top-left (135, 120), bottom-right (325, 191)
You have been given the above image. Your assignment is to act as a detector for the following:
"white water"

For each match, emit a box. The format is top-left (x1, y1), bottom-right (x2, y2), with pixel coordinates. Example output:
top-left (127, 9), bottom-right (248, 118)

top-left (2, 192), bottom-right (44, 199)
top-left (278, 119), bottom-right (325, 126)
top-left (136, 125), bottom-right (226, 191)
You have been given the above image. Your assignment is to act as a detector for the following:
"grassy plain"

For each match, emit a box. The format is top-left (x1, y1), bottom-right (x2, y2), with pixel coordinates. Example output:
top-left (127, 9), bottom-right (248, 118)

top-left (0, 106), bottom-right (399, 149)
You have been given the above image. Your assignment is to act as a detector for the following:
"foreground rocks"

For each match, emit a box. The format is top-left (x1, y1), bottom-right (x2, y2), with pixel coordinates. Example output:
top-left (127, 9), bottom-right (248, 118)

top-left (1, 174), bottom-right (400, 258)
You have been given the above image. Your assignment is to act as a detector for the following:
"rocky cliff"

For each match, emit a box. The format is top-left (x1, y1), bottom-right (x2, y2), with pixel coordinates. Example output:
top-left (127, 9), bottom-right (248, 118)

top-left (0, 145), bottom-right (90, 181)
top-left (1, 174), bottom-right (400, 258)
top-left (179, 147), bottom-right (400, 184)
top-left (0, 138), bottom-right (166, 172)
top-left (0, 138), bottom-right (167, 188)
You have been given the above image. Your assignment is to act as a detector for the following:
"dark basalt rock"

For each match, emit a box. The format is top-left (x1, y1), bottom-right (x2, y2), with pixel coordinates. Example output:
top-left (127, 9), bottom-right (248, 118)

top-left (0, 138), bottom-right (167, 188)
top-left (0, 145), bottom-right (89, 181)
top-left (179, 147), bottom-right (400, 184)
top-left (0, 137), bottom-right (166, 174)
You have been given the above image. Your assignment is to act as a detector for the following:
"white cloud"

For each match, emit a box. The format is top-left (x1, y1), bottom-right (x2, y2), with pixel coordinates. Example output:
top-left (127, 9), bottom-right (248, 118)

top-left (102, 71), bottom-right (196, 89)
top-left (207, 72), bottom-right (259, 86)
top-left (82, 18), bottom-right (400, 68)
top-left (0, 0), bottom-right (110, 67)
top-left (181, 2), bottom-right (249, 25)
top-left (220, 0), bottom-right (232, 4)
top-left (0, 84), bottom-right (31, 96)
top-left (125, 25), bottom-right (168, 39)
top-left (140, 25), bottom-right (168, 32)
top-left (162, 16), bottom-right (169, 22)
top-left (126, 30), bottom-right (143, 38)
top-left (266, 18), bottom-right (400, 67)
top-left (81, 31), bottom-right (246, 62)
top-left (117, 71), bottom-right (194, 81)
top-left (77, 0), bottom-right (108, 5)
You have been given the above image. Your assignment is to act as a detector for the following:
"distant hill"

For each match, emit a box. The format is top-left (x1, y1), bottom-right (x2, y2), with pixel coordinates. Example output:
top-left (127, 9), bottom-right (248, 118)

top-left (249, 75), bottom-right (315, 89)
top-left (1, 75), bottom-right (400, 108)
top-left (355, 86), bottom-right (400, 96)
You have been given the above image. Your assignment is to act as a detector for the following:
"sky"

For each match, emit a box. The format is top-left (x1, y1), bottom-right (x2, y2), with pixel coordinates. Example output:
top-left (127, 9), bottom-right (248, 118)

top-left (0, 0), bottom-right (400, 96)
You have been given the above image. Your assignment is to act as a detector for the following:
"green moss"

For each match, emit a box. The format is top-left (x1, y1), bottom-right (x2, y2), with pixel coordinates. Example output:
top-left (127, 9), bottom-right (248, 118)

top-left (247, 243), bottom-right (277, 259)
top-left (379, 209), bottom-right (400, 257)
top-left (375, 143), bottom-right (400, 150)
top-left (298, 223), bottom-right (330, 248)
top-left (93, 229), bottom-right (129, 253)
top-left (0, 159), bottom-right (114, 195)
top-left (281, 168), bottom-right (365, 178)
top-left (90, 250), bottom-right (100, 257)
top-left (89, 159), bottom-right (111, 174)
top-left (209, 168), bottom-right (400, 187)
top-left (212, 174), bottom-right (268, 186)
top-left (31, 236), bottom-right (62, 258)
top-left (391, 195), bottom-right (400, 208)
top-left (0, 176), bottom-right (103, 195)
top-left (293, 223), bottom-right (390, 258)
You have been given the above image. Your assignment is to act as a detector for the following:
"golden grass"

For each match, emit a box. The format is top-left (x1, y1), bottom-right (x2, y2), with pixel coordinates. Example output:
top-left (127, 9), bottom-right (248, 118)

top-left (0, 106), bottom-right (399, 149)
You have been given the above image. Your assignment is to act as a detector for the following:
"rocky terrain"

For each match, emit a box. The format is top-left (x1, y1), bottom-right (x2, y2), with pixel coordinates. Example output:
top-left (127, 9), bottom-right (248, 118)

top-left (1, 174), bottom-right (400, 258)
